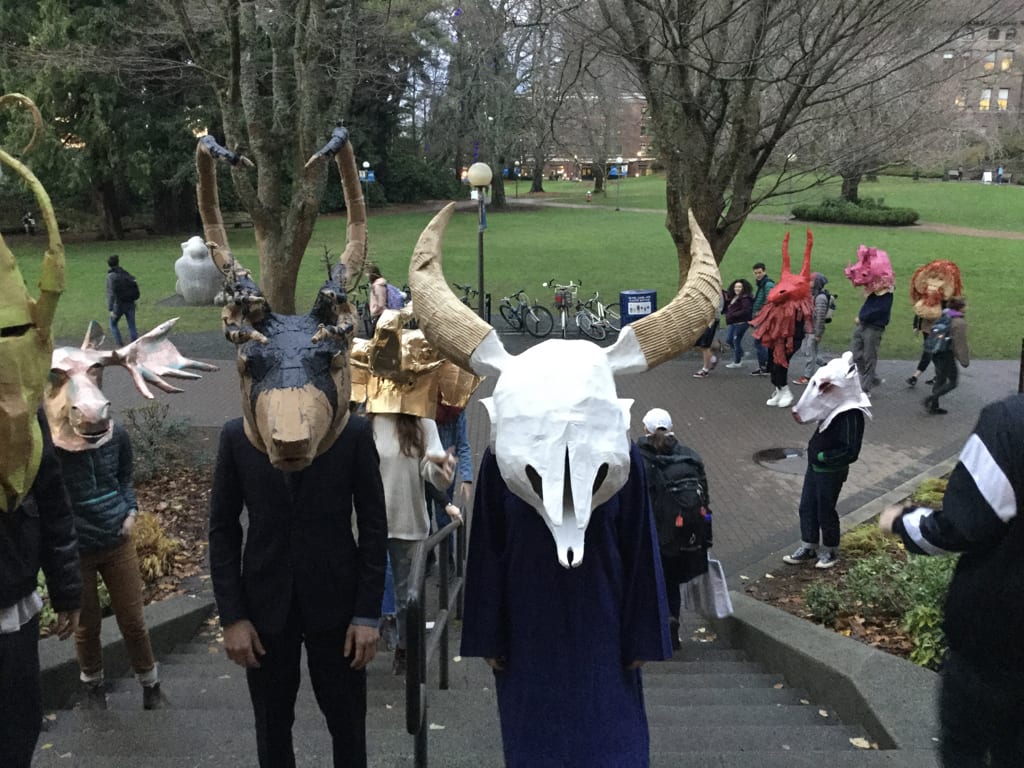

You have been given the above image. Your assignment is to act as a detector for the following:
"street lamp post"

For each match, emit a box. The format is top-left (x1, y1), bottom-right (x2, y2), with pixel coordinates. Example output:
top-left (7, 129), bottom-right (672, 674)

top-left (467, 162), bottom-right (492, 318)
top-left (514, 160), bottom-right (520, 199)
top-left (615, 155), bottom-right (624, 211)
top-left (362, 160), bottom-right (370, 208)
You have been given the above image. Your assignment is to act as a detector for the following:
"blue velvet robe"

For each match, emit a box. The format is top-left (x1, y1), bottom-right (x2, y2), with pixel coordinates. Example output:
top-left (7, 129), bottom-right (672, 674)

top-left (460, 444), bottom-right (671, 768)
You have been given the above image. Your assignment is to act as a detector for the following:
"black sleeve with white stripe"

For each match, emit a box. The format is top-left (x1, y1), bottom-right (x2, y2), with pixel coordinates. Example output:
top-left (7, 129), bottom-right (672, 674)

top-left (894, 397), bottom-right (1022, 556)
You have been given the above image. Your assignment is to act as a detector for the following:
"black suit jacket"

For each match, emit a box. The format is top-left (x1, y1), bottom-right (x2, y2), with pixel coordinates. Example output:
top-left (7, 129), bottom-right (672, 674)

top-left (209, 416), bottom-right (387, 635)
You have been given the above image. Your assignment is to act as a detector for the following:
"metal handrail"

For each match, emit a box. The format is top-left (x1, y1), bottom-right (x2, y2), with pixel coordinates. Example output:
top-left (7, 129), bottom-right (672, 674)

top-left (404, 512), bottom-right (468, 767)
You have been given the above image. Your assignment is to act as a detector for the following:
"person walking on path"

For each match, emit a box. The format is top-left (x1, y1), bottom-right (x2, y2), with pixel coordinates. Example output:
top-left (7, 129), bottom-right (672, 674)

top-left (906, 310), bottom-right (939, 388)
top-left (749, 263), bottom-right (775, 376)
top-left (105, 255), bottom-right (139, 346)
top-left (691, 295), bottom-right (722, 378)
top-left (795, 272), bottom-right (831, 384)
top-left (924, 297), bottom-right (970, 415)
top-left (879, 393), bottom-right (1024, 767)
top-left (850, 287), bottom-right (893, 393)
top-left (637, 408), bottom-right (712, 650)
top-left (723, 279), bottom-right (753, 368)
top-left (783, 352), bottom-right (869, 570)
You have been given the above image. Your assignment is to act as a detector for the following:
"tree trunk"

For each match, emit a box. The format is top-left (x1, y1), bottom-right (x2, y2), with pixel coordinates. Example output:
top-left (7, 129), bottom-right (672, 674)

top-left (593, 169), bottom-right (605, 194)
top-left (530, 173), bottom-right (545, 193)
top-left (491, 173), bottom-right (508, 210)
top-left (841, 174), bottom-right (862, 203)
top-left (93, 180), bottom-right (123, 240)
top-left (254, 220), bottom-right (300, 315)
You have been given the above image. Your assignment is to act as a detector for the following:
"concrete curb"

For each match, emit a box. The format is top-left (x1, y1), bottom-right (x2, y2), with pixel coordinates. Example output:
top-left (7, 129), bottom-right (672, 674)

top-left (713, 592), bottom-right (939, 758)
top-left (39, 589), bottom-right (216, 709)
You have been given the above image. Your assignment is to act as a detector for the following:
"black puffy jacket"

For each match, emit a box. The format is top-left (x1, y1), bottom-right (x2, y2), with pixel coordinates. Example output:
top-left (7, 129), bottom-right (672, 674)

top-left (0, 411), bottom-right (81, 612)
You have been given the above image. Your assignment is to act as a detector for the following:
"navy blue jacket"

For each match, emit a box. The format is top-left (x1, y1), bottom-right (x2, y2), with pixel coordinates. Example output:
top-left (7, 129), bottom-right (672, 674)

top-left (857, 292), bottom-right (893, 328)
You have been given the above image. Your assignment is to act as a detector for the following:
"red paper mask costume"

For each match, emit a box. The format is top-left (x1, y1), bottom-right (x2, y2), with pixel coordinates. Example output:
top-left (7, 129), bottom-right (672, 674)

top-left (0, 94), bottom-right (64, 513)
top-left (752, 231), bottom-right (814, 367)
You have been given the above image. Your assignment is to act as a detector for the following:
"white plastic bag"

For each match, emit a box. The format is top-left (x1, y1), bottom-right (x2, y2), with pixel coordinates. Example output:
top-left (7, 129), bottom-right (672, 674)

top-left (681, 553), bottom-right (734, 619)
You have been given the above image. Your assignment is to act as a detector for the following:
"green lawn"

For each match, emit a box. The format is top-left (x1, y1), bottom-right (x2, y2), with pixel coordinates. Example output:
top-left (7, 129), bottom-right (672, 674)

top-left (541, 173), bottom-right (1024, 233)
top-left (8, 183), bottom-right (1021, 358)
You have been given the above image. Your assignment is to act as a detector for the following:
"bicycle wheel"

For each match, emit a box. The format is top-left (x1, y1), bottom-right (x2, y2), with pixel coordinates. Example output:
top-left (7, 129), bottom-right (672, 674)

top-left (499, 302), bottom-right (522, 331)
top-left (604, 305), bottom-right (621, 332)
top-left (576, 309), bottom-right (606, 340)
top-left (524, 305), bottom-right (553, 337)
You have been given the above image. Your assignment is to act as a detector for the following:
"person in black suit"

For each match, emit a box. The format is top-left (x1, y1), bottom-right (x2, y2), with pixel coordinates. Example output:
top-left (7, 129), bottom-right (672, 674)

top-left (209, 415), bottom-right (387, 768)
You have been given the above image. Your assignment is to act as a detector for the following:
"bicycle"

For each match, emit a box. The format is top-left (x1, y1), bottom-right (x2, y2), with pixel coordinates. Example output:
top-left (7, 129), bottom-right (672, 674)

top-left (451, 281), bottom-right (479, 307)
top-left (498, 289), bottom-right (553, 337)
top-left (543, 279), bottom-right (580, 339)
top-left (574, 290), bottom-right (621, 341)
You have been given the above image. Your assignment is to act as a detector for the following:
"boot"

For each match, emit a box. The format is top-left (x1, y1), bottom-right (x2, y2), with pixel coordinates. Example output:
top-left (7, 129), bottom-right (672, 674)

top-left (775, 385), bottom-right (794, 408)
top-left (392, 648), bottom-right (407, 676)
top-left (142, 682), bottom-right (167, 710)
top-left (766, 387), bottom-right (782, 406)
top-left (79, 680), bottom-right (107, 710)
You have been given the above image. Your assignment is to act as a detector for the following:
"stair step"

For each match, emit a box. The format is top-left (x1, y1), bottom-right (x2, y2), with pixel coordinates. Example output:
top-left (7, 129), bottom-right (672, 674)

top-left (644, 686), bottom-right (805, 706)
top-left (650, 751), bottom-right (938, 767)
top-left (644, 672), bottom-right (784, 688)
top-left (670, 647), bottom-right (750, 662)
top-left (649, 660), bottom-right (766, 674)
top-left (647, 724), bottom-right (866, 752)
top-left (647, 703), bottom-right (841, 726)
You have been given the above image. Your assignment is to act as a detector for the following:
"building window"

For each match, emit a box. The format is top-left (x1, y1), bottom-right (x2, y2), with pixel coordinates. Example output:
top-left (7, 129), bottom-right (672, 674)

top-left (943, 51), bottom-right (955, 60)
top-left (1001, 52), bottom-right (1013, 71)
top-left (989, 27), bottom-right (1000, 40)
top-left (998, 88), bottom-right (1009, 110)
top-left (984, 52), bottom-right (996, 71)
top-left (1008, 28), bottom-right (1017, 40)
top-left (980, 88), bottom-right (992, 110)
top-left (955, 89), bottom-right (967, 108)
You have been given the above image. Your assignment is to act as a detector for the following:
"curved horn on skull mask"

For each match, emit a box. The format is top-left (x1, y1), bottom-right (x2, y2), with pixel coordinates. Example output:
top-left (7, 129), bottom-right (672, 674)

top-left (407, 203), bottom-right (501, 374)
top-left (609, 210), bottom-right (721, 372)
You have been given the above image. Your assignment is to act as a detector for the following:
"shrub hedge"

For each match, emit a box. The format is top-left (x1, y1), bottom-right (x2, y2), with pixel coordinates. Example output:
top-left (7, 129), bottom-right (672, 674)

top-left (791, 196), bottom-right (919, 226)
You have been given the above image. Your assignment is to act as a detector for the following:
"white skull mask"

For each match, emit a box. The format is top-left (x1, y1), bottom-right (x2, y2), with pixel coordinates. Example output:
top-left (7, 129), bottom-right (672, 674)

top-left (791, 351), bottom-right (872, 430)
top-left (481, 341), bottom-right (633, 567)
top-left (408, 204), bottom-right (722, 567)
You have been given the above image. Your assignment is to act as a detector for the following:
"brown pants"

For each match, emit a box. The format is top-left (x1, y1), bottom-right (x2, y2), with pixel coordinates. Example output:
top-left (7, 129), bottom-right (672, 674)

top-left (74, 537), bottom-right (156, 680)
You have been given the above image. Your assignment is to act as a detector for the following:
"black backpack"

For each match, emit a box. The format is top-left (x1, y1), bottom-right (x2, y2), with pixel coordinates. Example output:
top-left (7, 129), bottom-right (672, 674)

top-left (648, 454), bottom-right (711, 557)
top-left (111, 268), bottom-right (140, 303)
top-left (924, 312), bottom-right (953, 354)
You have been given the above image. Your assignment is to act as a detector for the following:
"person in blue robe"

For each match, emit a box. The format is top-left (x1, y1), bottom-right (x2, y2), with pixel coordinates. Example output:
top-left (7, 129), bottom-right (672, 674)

top-left (460, 443), bottom-right (672, 768)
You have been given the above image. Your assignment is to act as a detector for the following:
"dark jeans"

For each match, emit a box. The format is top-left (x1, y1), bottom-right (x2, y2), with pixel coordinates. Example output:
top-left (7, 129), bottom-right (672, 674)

top-left (726, 322), bottom-right (749, 364)
top-left (767, 334), bottom-right (802, 388)
top-left (915, 346), bottom-right (932, 376)
top-left (930, 350), bottom-right (958, 406)
top-left (797, 465), bottom-right (848, 549)
top-left (0, 614), bottom-right (42, 768)
top-left (940, 651), bottom-right (1024, 767)
top-left (246, 606), bottom-right (368, 768)
top-left (753, 336), bottom-right (768, 369)
top-left (109, 302), bottom-right (138, 346)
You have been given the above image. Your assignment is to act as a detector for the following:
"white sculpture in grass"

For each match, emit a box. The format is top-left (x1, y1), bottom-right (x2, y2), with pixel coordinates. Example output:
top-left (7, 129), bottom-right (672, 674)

top-left (174, 235), bottom-right (223, 305)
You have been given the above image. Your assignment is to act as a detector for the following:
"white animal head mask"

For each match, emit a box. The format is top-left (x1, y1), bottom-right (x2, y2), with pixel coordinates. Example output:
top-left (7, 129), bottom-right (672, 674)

top-left (791, 351), bottom-right (872, 430)
top-left (408, 204), bottom-right (721, 567)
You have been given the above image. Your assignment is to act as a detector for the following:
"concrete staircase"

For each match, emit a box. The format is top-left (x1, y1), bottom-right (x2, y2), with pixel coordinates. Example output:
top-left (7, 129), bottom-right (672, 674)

top-left (32, 614), bottom-right (925, 767)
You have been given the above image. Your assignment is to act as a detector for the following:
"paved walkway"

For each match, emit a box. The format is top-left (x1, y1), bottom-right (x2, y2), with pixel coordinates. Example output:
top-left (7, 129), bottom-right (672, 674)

top-left (96, 328), bottom-right (1019, 575)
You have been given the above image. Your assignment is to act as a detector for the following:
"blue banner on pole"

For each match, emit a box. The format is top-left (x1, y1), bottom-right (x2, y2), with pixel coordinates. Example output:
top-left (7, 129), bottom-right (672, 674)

top-left (479, 203), bottom-right (488, 232)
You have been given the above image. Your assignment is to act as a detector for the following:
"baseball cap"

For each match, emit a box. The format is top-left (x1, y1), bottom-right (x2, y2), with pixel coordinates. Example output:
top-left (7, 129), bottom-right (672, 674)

top-left (642, 408), bottom-right (673, 433)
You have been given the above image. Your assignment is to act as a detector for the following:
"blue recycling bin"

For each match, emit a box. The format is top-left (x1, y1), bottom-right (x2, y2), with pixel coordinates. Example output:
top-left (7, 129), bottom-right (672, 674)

top-left (619, 289), bottom-right (657, 325)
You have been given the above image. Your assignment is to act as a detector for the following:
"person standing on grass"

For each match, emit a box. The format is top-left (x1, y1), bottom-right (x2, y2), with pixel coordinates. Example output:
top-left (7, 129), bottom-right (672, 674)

top-left (923, 297), bottom-right (970, 416)
top-left (105, 255), bottom-right (139, 346)
top-left (723, 279), bottom-right (754, 368)
top-left (794, 272), bottom-right (831, 385)
top-left (879, 393), bottom-right (1024, 768)
top-left (749, 262), bottom-right (775, 376)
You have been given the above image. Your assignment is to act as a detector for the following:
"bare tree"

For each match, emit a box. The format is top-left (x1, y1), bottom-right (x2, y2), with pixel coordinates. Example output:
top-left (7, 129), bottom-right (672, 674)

top-left (557, 0), bottom-right (1009, 275)
top-left (165, 0), bottom-right (363, 312)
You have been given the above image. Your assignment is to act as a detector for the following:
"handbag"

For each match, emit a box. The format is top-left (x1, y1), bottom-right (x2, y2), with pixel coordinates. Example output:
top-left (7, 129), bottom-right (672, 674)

top-left (680, 553), bottom-right (734, 619)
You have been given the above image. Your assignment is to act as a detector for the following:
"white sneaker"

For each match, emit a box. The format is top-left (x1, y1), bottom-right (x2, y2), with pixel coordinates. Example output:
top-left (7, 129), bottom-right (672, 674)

top-left (766, 387), bottom-right (782, 406)
top-left (725, 362), bottom-right (743, 369)
top-left (775, 386), bottom-right (794, 408)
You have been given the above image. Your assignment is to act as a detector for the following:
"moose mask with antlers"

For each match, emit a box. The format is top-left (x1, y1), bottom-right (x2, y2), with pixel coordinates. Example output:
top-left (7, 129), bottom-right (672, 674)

top-left (44, 319), bottom-right (216, 452)
top-left (409, 204), bottom-right (721, 567)
top-left (197, 127), bottom-right (365, 471)
top-left (0, 93), bottom-right (64, 513)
